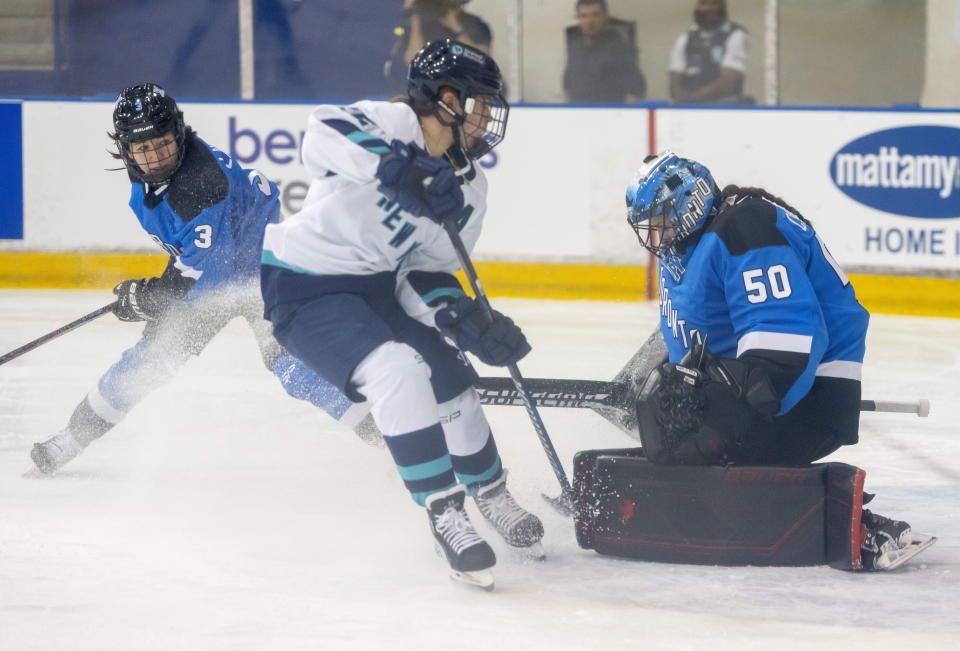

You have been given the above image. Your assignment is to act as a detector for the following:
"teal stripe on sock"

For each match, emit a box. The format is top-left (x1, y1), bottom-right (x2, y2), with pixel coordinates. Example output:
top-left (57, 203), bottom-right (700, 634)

top-left (456, 459), bottom-right (503, 495)
top-left (420, 287), bottom-right (466, 306)
top-left (397, 455), bottom-right (454, 482)
top-left (411, 481), bottom-right (458, 507)
top-left (261, 249), bottom-right (319, 275)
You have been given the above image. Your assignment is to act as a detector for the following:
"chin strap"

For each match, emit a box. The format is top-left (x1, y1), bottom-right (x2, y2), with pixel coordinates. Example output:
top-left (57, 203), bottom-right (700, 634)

top-left (434, 99), bottom-right (467, 153)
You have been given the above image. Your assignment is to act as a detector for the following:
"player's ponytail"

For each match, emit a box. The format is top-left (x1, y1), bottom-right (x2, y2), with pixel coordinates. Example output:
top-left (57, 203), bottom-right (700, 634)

top-left (720, 185), bottom-right (811, 226)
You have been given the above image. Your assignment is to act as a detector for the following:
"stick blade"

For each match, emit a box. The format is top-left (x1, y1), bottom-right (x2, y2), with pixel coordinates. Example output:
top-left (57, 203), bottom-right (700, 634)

top-left (542, 490), bottom-right (577, 517)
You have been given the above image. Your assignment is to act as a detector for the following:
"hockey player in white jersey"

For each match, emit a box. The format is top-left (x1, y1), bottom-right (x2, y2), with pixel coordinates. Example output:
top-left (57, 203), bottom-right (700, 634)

top-left (260, 39), bottom-right (544, 588)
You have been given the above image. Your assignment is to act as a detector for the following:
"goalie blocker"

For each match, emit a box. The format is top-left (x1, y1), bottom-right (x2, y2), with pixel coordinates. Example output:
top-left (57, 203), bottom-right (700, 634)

top-left (573, 448), bottom-right (873, 570)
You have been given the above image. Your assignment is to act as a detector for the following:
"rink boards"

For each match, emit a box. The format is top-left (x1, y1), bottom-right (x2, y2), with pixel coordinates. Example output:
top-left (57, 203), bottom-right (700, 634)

top-left (0, 100), bottom-right (958, 315)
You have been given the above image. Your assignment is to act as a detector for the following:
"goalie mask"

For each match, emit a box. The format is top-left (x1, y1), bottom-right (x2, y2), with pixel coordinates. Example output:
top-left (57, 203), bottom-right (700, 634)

top-left (625, 151), bottom-right (721, 282)
top-left (407, 38), bottom-right (509, 160)
top-left (110, 83), bottom-right (186, 184)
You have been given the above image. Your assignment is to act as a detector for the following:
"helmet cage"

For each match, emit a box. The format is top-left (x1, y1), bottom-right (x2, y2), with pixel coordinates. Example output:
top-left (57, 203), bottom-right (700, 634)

top-left (110, 84), bottom-right (186, 183)
top-left (408, 39), bottom-right (509, 159)
top-left (437, 91), bottom-right (509, 159)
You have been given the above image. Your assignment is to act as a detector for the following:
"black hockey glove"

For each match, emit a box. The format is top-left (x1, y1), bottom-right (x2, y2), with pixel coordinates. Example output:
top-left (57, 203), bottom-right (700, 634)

top-left (375, 139), bottom-right (464, 224)
top-left (435, 296), bottom-right (531, 367)
top-left (684, 343), bottom-right (781, 421)
top-left (636, 343), bottom-right (780, 465)
top-left (112, 277), bottom-right (168, 322)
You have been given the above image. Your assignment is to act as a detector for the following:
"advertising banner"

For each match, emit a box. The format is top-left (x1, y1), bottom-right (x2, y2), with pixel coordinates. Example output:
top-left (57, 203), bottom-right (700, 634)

top-left (7, 101), bottom-right (651, 263)
top-left (0, 102), bottom-right (23, 240)
top-left (657, 109), bottom-right (960, 270)
top-left (7, 100), bottom-right (960, 273)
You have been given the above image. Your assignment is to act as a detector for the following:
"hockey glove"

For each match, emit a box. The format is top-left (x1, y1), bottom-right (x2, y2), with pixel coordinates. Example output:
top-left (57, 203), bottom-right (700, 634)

top-left (636, 344), bottom-right (780, 465)
top-left (112, 278), bottom-right (168, 322)
top-left (375, 139), bottom-right (464, 224)
top-left (435, 296), bottom-right (531, 367)
top-left (682, 343), bottom-right (781, 421)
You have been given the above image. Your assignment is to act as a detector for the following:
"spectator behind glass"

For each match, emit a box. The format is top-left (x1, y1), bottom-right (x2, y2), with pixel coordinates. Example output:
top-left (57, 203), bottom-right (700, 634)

top-left (563, 0), bottom-right (646, 104)
top-left (384, 0), bottom-right (492, 93)
top-left (668, 0), bottom-right (752, 104)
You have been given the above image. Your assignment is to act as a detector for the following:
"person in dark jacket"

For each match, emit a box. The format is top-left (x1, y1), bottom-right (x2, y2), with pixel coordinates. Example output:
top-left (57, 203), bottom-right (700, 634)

top-left (563, 0), bottom-right (646, 104)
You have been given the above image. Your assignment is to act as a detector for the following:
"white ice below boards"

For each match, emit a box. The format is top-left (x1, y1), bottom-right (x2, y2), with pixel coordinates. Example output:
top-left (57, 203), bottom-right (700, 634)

top-left (0, 290), bottom-right (957, 650)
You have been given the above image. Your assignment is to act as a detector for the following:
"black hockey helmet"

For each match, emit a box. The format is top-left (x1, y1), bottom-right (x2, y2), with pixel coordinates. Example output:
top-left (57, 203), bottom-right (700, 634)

top-left (110, 83), bottom-right (187, 183)
top-left (407, 38), bottom-right (508, 159)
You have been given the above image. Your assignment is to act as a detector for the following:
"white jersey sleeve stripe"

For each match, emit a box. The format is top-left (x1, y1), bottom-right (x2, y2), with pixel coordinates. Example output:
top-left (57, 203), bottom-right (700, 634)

top-left (174, 258), bottom-right (203, 280)
top-left (815, 360), bottom-right (862, 381)
top-left (736, 331), bottom-right (813, 357)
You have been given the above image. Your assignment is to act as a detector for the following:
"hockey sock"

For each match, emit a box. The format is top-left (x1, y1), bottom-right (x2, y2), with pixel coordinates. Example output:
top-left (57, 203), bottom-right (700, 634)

top-left (452, 434), bottom-right (502, 495)
top-left (439, 388), bottom-right (504, 495)
top-left (67, 396), bottom-right (115, 447)
top-left (353, 342), bottom-right (458, 506)
top-left (383, 424), bottom-right (458, 506)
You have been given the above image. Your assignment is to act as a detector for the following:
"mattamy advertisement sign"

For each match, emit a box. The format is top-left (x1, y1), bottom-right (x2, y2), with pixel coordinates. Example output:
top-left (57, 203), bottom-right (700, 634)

top-left (656, 108), bottom-right (960, 271)
top-left (3, 100), bottom-right (650, 264)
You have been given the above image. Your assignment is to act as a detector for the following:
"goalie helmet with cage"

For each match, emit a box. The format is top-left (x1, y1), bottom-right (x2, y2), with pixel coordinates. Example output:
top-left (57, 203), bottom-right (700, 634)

top-left (625, 151), bottom-right (722, 281)
top-left (110, 83), bottom-right (187, 183)
top-left (407, 38), bottom-right (508, 160)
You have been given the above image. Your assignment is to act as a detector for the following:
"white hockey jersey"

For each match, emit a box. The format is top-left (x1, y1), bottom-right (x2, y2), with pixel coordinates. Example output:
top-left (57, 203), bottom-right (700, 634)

top-left (262, 100), bottom-right (488, 278)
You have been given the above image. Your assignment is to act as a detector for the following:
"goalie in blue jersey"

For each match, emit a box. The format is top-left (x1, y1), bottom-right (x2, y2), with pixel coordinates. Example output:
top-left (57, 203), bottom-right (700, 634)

top-left (30, 83), bottom-right (369, 474)
top-left (625, 151), bottom-right (922, 570)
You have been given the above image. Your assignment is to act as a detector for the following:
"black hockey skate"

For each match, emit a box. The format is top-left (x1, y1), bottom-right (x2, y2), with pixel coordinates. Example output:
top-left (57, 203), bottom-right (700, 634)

top-left (426, 486), bottom-right (496, 590)
top-left (30, 429), bottom-right (84, 475)
top-left (475, 472), bottom-right (546, 560)
top-left (861, 509), bottom-right (936, 570)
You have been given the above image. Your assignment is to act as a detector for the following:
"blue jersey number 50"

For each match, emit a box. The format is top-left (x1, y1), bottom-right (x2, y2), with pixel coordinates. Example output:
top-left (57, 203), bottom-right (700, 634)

top-left (742, 264), bottom-right (792, 304)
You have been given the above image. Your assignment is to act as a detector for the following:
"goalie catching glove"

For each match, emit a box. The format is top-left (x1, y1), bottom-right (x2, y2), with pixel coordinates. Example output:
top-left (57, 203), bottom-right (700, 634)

top-left (435, 296), bottom-right (531, 367)
top-left (636, 342), bottom-right (780, 465)
top-left (375, 139), bottom-right (464, 224)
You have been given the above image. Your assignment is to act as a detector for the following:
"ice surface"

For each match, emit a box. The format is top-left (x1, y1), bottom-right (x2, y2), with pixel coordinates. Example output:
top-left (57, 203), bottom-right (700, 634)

top-left (1, 290), bottom-right (957, 650)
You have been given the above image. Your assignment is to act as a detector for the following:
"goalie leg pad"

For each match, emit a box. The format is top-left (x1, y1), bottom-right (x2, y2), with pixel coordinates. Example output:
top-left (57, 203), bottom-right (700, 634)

top-left (574, 449), bottom-right (870, 568)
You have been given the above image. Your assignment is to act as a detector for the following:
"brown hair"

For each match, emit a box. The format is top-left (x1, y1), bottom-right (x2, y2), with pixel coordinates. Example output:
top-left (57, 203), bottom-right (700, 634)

top-left (720, 184), bottom-right (811, 225)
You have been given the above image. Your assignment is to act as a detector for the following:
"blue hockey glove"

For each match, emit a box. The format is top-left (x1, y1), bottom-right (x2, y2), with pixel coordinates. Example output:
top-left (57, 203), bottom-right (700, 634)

top-left (435, 296), bottom-right (531, 367)
top-left (112, 277), bottom-right (167, 322)
top-left (375, 139), bottom-right (464, 223)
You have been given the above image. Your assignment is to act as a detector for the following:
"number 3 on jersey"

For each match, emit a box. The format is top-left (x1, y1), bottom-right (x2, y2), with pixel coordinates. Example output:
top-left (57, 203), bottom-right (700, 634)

top-left (194, 224), bottom-right (213, 248)
top-left (742, 264), bottom-right (792, 303)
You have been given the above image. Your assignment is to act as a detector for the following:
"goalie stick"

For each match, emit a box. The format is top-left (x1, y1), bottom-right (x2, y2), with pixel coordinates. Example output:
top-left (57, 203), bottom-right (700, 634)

top-left (474, 376), bottom-right (931, 441)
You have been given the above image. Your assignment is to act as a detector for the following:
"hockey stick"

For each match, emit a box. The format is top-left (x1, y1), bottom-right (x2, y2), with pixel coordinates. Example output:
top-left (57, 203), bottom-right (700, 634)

top-left (860, 398), bottom-right (931, 417)
top-left (475, 376), bottom-right (931, 434)
top-left (441, 219), bottom-right (576, 515)
top-left (0, 302), bottom-right (117, 367)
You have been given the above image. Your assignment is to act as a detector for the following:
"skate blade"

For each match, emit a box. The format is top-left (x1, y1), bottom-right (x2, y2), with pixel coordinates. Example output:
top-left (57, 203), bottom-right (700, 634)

top-left (450, 568), bottom-right (495, 591)
top-left (877, 533), bottom-right (937, 570)
top-left (22, 467), bottom-right (51, 479)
